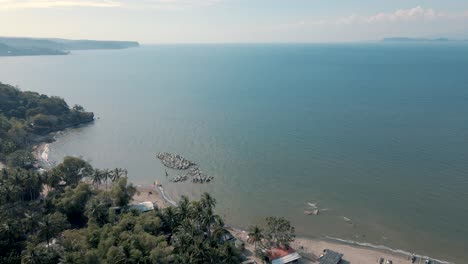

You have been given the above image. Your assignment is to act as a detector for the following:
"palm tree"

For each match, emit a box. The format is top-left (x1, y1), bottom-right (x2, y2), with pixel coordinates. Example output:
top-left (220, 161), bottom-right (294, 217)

top-left (110, 168), bottom-right (126, 183)
top-left (162, 206), bottom-right (179, 232)
top-left (91, 169), bottom-right (102, 187)
top-left (21, 242), bottom-right (42, 264)
top-left (102, 169), bottom-right (110, 193)
top-left (200, 207), bottom-right (221, 239)
top-left (248, 225), bottom-right (264, 250)
top-left (0, 221), bottom-right (20, 246)
top-left (219, 243), bottom-right (242, 264)
top-left (23, 211), bottom-right (41, 234)
top-left (38, 213), bottom-right (68, 246)
top-left (177, 195), bottom-right (190, 222)
top-left (200, 193), bottom-right (216, 210)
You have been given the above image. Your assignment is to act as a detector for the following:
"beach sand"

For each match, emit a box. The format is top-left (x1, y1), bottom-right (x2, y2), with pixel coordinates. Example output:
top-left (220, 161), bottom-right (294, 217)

top-left (133, 185), bottom-right (168, 209)
top-left (229, 229), bottom-right (416, 264)
top-left (134, 185), bottom-right (421, 264)
top-left (32, 143), bottom-right (50, 167)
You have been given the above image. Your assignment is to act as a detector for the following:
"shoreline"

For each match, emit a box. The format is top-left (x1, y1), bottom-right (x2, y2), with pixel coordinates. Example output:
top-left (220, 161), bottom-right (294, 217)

top-left (33, 136), bottom-right (452, 264)
top-left (135, 183), bottom-right (452, 264)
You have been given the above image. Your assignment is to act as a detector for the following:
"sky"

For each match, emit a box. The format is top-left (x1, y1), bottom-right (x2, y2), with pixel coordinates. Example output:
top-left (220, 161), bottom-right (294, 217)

top-left (1, 0), bottom-right (467, 43)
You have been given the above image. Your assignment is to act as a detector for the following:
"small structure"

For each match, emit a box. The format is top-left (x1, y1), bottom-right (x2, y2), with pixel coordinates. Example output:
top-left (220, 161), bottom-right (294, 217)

top-left (219, 230), bottom-right (245, 250)
top-left (130, 201), bottom-right (155, 213)
top-left (265, 246), bottom-right (301, 264)
top-left (319, 249), bottom-right (343, 264)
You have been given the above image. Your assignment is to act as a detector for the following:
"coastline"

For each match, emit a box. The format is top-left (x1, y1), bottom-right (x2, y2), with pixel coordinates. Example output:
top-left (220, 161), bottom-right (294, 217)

top-left (133, 182), bottom-right (451, 264)
top-left (33, 134), bottom-right (451, 264)
top-left (33, 143), bottom-right (51, 167)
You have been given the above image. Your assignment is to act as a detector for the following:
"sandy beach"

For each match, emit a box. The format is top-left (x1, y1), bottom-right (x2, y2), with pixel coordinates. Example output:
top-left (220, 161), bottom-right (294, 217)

top-left (35, 147), bottom-right (445, 264)
top-left (32, 143), bottom-right (51, 167)
top-left (132, 184), bottom-right (440, 264)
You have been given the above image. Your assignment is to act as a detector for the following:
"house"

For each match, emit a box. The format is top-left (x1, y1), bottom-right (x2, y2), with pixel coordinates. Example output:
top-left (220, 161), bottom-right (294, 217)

top-left (265, 246), bottom-right (301, 264)
top-left (319, 249), bottom-right (343, 264)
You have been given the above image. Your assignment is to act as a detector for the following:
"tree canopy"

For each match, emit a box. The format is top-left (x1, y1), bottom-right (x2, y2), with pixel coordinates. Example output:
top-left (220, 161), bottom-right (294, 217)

top-left (0, 82), bottom-right (94, 163)
top-left (0, 156), bottom-right (244, 263)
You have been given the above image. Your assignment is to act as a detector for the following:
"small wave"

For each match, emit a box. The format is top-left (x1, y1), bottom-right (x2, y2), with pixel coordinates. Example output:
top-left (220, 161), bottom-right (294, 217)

top-left (325, 236), bottom-right (453, 264)
top-left (156, 186), bottom-right (177, 206)
top-left (343, 216), bottom-right (351, 222)
top-left (307, 202), bottom-right (318, 208)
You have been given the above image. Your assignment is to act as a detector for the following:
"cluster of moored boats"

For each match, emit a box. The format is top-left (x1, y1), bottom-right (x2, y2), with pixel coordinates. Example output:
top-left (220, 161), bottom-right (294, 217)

top-left (157, 152), bottom-right (214, 184)
top-left (169, 175), bottom-right (188, 183)
top-left (157, 152), bottom-right (195, 170)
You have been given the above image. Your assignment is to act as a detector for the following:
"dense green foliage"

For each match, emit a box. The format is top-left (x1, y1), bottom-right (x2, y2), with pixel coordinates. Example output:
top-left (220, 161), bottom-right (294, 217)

top-left (0, 82), bottom-right (94, 165)
top-left (0, 157), bottom-right (243, 263)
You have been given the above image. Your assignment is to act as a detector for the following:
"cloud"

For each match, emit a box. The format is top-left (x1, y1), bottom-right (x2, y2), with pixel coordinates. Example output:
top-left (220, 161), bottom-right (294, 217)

top-left (126, 0), bottom-right (222, 10)
top-left (0, 0), bottom-right (121, 9)
top-left (283, 6), bottom-right (468, 29)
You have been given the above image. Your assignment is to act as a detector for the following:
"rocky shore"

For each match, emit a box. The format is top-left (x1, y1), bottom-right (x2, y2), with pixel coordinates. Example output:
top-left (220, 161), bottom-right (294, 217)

top-left (157, 152), bottom-right (214, 184)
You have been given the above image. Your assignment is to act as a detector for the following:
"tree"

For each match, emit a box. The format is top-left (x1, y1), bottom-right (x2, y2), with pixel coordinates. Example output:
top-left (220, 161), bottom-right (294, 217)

top-left (85, 194), bottom-right (111, 227)
top-left (110, 177), bottom-right (136, 207)
top-left (54, 183), bottom-right (93, 227)
top-left (110, 168), bottom-right (127, 183)
top-left (91, 169), bottom-right (103, 187)
top-left (263, 217), bottom-right (295, 247)
top-left (176, 195), bottom-right (190, 222)
top-left (21, 242), bottom-right (45, 264)
top-left (6, 150), bottom-right (36, 169)
top-left (21, 242), bottom-right (61, 264)
top-left (105, 246), bottom-right (127, 264)
top-left (38, 212), bottom-right (69, 246)
top-left (248, 225), bottom-right (264, 250)
top-left (200, 192), bottom-right (216, 210)
top-left (219, 243), bottom-right (242, 264)
top-left (72, 105), bottom-right (84, 112)
top-left (51, 156), bottom-right (93, 187)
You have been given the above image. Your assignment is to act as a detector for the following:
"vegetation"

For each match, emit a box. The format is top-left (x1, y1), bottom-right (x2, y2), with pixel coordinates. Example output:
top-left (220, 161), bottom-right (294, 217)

top-left (0, 82), bottom-right (94, 166)
top-left (247, 217), bottom-right (296, 260)
top-left (0, 83), bottom-right (297, 263)
top-left (0, 156), bottom-right (244, 263)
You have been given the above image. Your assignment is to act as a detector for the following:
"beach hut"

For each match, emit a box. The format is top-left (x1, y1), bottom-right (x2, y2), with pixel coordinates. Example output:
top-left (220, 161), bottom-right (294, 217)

top-left (265, 246), bottom-right (301, 264)
top-left (319, 249), bottom-right (343, 264)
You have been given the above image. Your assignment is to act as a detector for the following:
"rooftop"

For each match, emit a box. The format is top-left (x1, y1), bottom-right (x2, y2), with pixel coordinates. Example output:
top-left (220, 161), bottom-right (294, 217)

top-left (266, 246), bottom-right (301, 264)
top-left (319, 250), bottom-right (343, 264)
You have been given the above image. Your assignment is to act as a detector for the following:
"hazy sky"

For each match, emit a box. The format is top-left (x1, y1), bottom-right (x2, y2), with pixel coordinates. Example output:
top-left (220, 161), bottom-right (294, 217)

top-left (1, 0), bottom-right (467, 43)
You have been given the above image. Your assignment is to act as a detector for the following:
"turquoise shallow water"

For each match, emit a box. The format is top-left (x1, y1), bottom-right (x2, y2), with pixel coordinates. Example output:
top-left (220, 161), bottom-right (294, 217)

top-left (1, 43), bottom-right (468, 263)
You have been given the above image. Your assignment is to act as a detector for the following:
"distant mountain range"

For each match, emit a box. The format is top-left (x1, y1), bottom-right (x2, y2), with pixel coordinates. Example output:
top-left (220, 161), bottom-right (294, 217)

top-left (382, 37), bottom-right (467, 42)
top-left (0, 37), bottom-right (139, 56)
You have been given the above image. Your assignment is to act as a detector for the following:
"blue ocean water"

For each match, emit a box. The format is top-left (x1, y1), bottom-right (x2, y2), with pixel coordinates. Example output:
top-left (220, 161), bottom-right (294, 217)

top-left (1, 43), bottom-right (467, 262)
